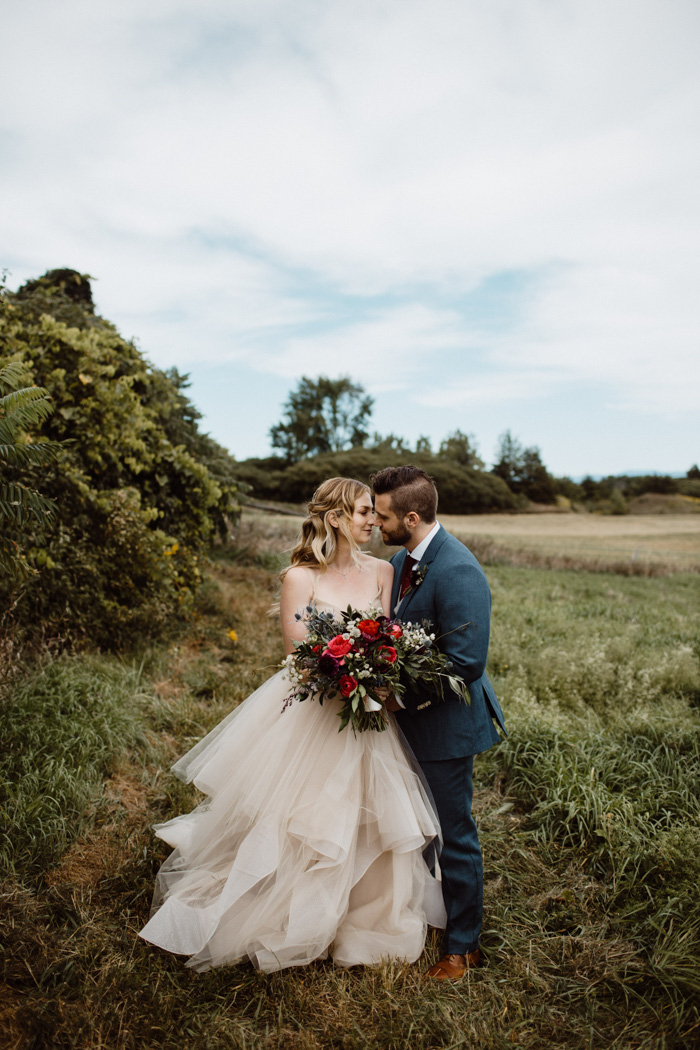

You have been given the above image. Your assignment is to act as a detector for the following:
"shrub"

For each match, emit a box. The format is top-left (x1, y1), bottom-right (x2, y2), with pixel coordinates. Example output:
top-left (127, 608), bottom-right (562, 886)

top-left (0, 270), bottom-right (241, 648)
top-left (237, 448), bottom-right (517, 513)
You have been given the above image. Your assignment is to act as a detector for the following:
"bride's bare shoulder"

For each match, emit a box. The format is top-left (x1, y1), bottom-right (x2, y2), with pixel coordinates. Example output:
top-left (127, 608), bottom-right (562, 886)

top-left (284, 564), bottom-right (315, 582)
top-left (282, 565), bottom-right (316, 599)
top-left (359, 553), bottom-right (394, 582)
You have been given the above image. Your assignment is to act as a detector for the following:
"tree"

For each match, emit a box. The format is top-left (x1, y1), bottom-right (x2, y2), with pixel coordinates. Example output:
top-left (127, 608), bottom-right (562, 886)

top-left (438, 429), bottom-right (484, 470)
top-left (518, 447), bottom-right (557, 504)
top-left (368, 432), bottom-right (412, 455)
top-left (415, 435), bottom-right (433, 455)
top-left (269, 376), bottom-right (374, 463)
top-left (687, 465), bottom-right (700, 480)
top-left (492, 430), bottom-right (524, 489)
top-left (492, 430), bottom-right (557, 504)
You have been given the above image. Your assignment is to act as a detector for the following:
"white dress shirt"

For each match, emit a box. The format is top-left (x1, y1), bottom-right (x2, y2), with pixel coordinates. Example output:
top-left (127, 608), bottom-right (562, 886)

top-left (393, 520), bottom-right (440, 707)
top-left (406, 519), bottom-right (440, 565)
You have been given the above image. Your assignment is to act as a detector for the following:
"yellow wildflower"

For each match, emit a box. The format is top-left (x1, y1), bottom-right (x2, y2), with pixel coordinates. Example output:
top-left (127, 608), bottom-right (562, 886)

top-left (227, 629), bottom-right (238, 643)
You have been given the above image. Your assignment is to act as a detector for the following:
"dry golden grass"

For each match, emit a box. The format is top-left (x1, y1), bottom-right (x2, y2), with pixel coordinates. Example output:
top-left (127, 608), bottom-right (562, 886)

top-left (234, 505), bottom-right (700, 575)
top-left (442, 512), bottom-right (700, 574)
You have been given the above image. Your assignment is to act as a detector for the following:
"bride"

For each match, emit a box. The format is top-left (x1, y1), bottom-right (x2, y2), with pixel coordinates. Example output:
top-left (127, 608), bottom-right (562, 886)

top-left (138, 477), bottom-right (445, 973)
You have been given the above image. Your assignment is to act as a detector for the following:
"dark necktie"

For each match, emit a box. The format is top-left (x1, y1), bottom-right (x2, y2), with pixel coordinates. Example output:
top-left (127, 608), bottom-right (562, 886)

top-left (399, 553), bottom-right (416, 599)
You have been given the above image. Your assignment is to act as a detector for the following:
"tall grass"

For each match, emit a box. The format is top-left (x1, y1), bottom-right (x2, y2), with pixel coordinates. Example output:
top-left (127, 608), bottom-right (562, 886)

top-left (0, 656), bottom-right (149, 878)
top-left (2, 550), bottom-right (699, 1048)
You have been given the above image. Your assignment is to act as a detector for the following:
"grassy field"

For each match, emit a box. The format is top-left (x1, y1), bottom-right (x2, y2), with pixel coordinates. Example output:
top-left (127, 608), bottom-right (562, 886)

top-left (2, 515), bottom-right (700, 1049)
top-left (233, 506), bottom-right (700, 576)
top-left (444, 512), bottom-right (700, 575)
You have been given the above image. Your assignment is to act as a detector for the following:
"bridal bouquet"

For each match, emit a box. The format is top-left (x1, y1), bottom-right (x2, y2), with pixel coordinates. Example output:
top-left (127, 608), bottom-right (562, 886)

top-left (282, 605), bottom-right (469, 733)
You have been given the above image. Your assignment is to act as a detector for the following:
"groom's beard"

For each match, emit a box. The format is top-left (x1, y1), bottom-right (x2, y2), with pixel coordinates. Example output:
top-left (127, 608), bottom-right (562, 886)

top-left (380, 523), bottom-right (411, 546)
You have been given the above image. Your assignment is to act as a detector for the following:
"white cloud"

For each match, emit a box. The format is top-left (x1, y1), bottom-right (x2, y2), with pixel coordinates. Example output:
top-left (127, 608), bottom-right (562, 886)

top-left (2, 0), bottom-right (699, 468)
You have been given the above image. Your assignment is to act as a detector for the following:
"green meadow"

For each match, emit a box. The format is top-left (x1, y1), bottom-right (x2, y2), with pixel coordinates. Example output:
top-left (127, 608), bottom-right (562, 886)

top-left (2, 514), bottom-right (700, 1049)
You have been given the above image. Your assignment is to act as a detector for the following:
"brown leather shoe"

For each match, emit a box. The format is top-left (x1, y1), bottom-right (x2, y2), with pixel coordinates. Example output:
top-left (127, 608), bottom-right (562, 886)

top-left (425, 950), bottom-right (483, 981)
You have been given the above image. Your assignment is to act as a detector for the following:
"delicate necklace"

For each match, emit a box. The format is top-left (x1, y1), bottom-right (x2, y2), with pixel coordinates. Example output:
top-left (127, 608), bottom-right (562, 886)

top-left (329, 562), bottom-right (357, 579)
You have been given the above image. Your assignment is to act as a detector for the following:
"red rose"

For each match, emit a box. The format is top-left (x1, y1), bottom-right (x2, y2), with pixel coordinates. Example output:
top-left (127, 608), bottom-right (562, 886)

top-left (339, 674), bottom-right (358, 697)
top-left (357, 619), bottom-right (380, 639)
top-left (325, 635), bottom-right (353, 658)
top-left (376, 645), bottom-right (398, 664)
top-left (387, 624), bottom-right (403, 639)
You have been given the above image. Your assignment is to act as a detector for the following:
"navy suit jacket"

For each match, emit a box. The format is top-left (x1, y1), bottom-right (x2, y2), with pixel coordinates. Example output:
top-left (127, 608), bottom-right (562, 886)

top-left (391, 525), bottom-right (505, 761)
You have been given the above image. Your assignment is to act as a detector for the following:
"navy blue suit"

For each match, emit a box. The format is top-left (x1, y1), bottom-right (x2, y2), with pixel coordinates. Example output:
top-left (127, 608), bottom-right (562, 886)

top-left (391, 526), bottom-right (505, 954)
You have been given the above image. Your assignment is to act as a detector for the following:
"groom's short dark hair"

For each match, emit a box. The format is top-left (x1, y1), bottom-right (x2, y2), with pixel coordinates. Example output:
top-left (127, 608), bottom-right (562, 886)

top-left (370, 465), bottom-right (438, 522)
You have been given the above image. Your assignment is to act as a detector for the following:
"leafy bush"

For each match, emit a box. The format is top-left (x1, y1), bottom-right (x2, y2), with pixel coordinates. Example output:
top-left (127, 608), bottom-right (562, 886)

top-left (236, 448), bottom-right (517, 513)
top-left (677, 477), bottom-right (700, 498)
top-left (0, 270), bottom-right (241, 647)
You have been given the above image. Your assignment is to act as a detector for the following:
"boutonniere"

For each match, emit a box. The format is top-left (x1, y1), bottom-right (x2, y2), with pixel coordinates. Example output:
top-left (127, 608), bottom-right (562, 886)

top-left (412, 565), bottom-right (428, 590)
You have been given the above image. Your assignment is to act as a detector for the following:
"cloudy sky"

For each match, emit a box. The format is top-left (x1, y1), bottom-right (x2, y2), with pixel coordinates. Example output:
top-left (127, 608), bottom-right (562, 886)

top-left (3, 0), bottom-right (699, 476)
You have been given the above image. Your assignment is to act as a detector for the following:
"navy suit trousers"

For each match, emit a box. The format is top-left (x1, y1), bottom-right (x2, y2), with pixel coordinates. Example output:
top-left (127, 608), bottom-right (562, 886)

top-left (421, 755), bottom-right (482, 955)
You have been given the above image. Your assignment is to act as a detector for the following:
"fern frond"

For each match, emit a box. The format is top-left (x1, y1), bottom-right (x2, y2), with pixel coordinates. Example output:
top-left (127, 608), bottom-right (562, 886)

top-left (0, 482), bottom-right (56, 526)
top-left (0, 441), bottom-right (63, 467)
top-left (0, 538), bottom-right (34, 582)
top-left (0, 384), bottom-right (50, 412)
top-left (0, 362), bottom-right (32, 392)
top-left (0, 403), bottom-right (54, 444)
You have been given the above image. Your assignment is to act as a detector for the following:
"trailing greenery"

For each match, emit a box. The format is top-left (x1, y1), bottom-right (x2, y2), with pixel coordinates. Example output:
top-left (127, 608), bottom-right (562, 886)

top-left (0, 269), bottom-right (242, 647)
top-left (0, 361), bottom-right (62, 579)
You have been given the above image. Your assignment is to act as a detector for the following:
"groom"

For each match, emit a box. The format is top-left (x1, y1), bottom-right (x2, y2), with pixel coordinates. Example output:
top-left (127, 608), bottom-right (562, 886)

top-left (371, 465), bottom-right (506, 980)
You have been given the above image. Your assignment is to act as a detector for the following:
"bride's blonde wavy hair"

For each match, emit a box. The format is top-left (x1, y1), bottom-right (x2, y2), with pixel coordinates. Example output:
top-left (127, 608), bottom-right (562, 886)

top-left (283, 477), bottom-right (370, 578)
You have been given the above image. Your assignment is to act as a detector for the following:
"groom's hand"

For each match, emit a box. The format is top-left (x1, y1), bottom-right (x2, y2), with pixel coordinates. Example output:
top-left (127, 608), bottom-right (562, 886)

top-left (375, 686), bottom-right (401, 713)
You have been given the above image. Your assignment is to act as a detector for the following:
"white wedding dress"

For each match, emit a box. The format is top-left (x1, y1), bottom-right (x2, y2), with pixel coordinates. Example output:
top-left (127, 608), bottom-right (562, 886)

top-left (139, 597), bottom-right (446, 973)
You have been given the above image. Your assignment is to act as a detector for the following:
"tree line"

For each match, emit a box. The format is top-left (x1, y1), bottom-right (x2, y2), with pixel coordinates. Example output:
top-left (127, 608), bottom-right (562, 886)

top-left (241, 375), bottom-right (700, 513)
top-left (237, 375), bottom-right (558, 512)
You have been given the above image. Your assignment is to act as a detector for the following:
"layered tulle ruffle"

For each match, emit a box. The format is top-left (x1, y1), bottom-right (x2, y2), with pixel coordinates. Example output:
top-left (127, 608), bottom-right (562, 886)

top-left (139, 669), bottom-right (445, 972)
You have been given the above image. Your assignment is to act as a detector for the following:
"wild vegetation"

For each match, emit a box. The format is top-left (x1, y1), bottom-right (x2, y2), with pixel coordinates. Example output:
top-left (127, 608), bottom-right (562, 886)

top-left (0, 270), bottom-right (241, 649)
top-left (2, 511), bottom-right (699, 1049)
top-left (2, 270), bottom-right (699, 1047)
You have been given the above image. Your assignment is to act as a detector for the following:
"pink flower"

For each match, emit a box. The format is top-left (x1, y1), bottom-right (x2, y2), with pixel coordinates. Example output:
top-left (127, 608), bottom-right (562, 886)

top-left (339, 674), bottom-right (358, 697)
top-left (325, 635), bottom-right (353, 658)
top-left (376, 645), bottom-right (398, 664)
top-left (387, 624), bottom-right (403, 639)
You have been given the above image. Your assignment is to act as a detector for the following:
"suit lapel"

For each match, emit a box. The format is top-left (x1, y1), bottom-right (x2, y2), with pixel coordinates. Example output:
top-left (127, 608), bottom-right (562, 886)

top-left (395, 525), bottom-right (447, 617)
top-left (391, 549), bottom-right (409, 613)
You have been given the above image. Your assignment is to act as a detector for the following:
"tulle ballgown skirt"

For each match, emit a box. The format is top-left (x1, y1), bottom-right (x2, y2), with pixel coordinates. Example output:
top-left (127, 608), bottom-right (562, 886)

top-left (138, 670), bottom-right (446, 973)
